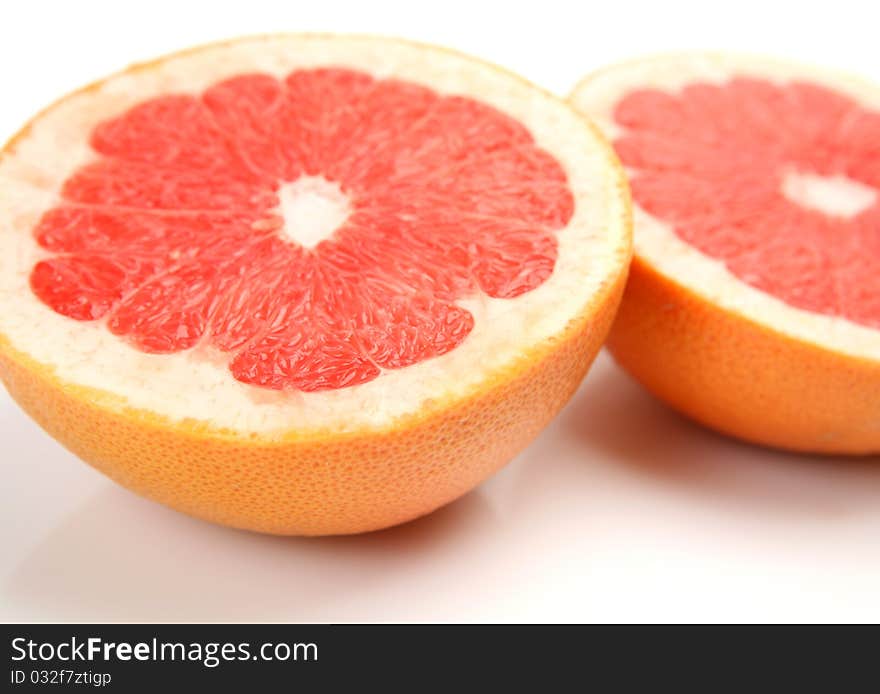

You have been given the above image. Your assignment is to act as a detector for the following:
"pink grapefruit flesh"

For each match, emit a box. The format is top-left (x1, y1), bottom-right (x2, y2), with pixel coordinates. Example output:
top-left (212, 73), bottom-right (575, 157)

top-left (614, 77), bottom-right (880, 328)
top-left (29, 68), bottom-right (573, 392)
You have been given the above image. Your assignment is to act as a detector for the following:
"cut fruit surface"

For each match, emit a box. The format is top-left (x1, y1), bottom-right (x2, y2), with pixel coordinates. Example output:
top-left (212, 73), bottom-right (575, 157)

top-left (571, 53), bottom-right (880, 454)
top-left (0, 36), bottom-right (631, 534)
top-left (28, 67), bottom-right (574, 392)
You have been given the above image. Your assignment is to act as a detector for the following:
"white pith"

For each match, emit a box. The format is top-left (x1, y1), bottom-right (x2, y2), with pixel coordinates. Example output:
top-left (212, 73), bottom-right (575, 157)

top-left (0, 36), bottom-right (629, 434)
top-left (781, 170), bottom-right (876, 219)
top-left (276, 176), bottom-right (350, 248)
top-left (570, 53), bottom-right (880, 362)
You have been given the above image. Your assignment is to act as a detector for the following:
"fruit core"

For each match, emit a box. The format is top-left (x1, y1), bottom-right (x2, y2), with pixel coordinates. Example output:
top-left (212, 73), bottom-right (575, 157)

top-left (781, 170), bottom-right (876, 218)
top-left (614, 77), bottom-right (880, 329)
top-left (28, 69), bottom-right (573, 391)
top-left (275, 176), bottom-right (351, 248)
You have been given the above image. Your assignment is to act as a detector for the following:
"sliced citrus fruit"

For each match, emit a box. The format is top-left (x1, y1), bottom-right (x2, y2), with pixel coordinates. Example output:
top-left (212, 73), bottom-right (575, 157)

top-left (570, 53), bottom-right (880, 454)
top-left (0, 36), bottom-right (631, 534)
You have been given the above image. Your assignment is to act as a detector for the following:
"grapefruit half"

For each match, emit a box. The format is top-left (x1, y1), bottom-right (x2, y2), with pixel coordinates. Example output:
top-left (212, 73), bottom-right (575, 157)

top-left (0, 36), bottom-right (631, 535)
top-left (570, 53), bottom-right (880, 454)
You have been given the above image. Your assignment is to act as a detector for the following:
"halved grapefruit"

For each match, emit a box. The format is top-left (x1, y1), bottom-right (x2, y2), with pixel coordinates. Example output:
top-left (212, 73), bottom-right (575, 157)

top-left (570, 53), bottom-right (880, 454)
top-left (0, 35), bottom-right (631, 534)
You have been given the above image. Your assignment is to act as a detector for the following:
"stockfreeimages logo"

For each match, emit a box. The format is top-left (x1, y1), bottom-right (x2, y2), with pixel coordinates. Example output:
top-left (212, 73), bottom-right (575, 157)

top-left (11, 637), bottom-right (318, 668)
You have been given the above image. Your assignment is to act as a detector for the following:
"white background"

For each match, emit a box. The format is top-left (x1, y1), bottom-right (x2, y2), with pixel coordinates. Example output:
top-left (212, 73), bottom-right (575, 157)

top-left (2, 0), bottom-right (879, 623)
